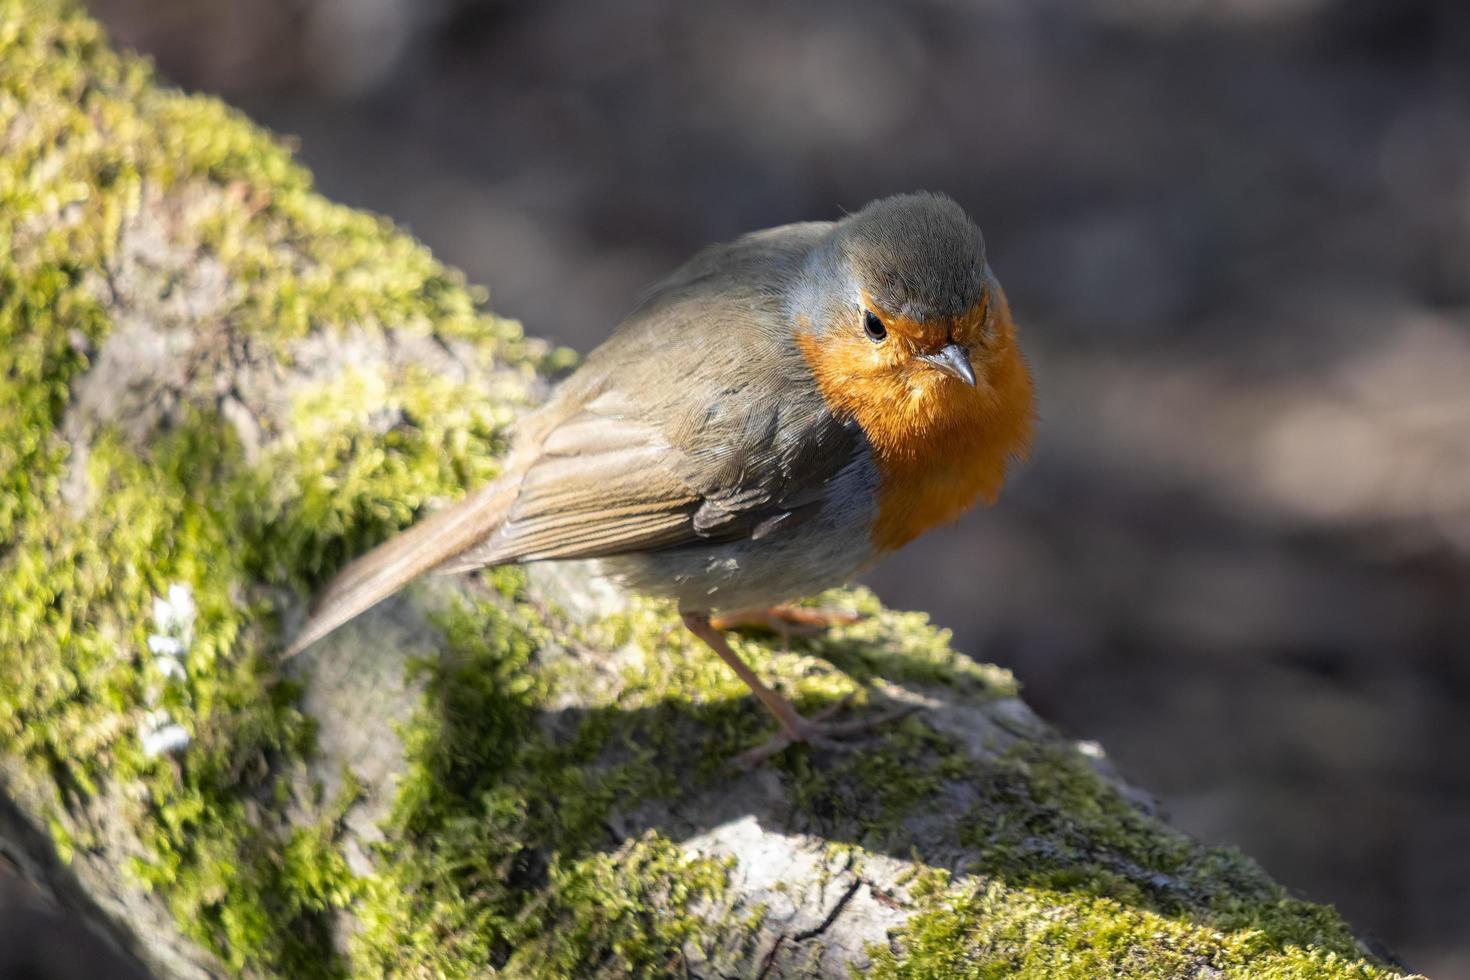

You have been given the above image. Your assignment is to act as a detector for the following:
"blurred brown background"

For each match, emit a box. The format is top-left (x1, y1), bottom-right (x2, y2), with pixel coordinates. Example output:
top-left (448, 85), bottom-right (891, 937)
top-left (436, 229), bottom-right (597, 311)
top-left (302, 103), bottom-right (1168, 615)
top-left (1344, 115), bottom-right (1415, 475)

top-left (85, 0), bottom-right (1470, 974)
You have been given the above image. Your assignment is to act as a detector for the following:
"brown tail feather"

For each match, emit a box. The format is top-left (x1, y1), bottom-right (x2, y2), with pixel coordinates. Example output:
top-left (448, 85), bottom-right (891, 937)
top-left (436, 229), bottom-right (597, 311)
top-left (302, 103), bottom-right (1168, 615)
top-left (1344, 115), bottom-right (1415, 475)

top-left (282, 476), bottom-right (520, 658)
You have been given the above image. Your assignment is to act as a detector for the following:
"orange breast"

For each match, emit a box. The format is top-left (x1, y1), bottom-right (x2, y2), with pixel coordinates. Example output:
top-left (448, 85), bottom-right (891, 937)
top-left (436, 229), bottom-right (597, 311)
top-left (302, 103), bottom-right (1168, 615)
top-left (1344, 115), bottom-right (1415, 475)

top-left (797, 284), bottom-right (1035, 552)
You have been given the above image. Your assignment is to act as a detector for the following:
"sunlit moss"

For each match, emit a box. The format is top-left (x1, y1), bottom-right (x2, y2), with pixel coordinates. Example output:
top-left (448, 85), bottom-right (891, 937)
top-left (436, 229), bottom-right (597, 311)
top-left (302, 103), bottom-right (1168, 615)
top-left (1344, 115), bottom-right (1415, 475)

top-left (0, 1), bottom-right (528, 973)
top-left (865, 870), bottom-right (1399, 980)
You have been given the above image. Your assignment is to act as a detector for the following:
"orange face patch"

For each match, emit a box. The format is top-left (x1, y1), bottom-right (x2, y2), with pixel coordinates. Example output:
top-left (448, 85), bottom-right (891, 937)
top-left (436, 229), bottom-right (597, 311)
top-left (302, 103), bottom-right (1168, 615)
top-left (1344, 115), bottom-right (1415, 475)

top-left (798, 280), bottom-right (1035, 551)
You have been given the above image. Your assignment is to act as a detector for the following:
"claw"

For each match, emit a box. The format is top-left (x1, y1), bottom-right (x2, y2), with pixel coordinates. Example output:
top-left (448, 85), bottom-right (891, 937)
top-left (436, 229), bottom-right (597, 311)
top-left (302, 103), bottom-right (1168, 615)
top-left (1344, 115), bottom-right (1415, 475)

top-left (729, 699), bottom-right (918, 770)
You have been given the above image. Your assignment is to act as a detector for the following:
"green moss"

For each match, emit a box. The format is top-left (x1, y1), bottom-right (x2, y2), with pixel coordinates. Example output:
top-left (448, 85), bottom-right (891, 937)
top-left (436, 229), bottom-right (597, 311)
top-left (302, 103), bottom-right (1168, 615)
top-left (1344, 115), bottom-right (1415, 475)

top-left (861, 747), bottom-right (1397, 979)
top-left (865, 872), bottom-right (1397, 980)
top-left (349, 586), bottom-right (730, 976)
top-left (512, 833), bottom-right (731, 977)
top-left (0, 1), bottom-right (533, 973)
top-left (953, 743), bottom-right (1369, 952)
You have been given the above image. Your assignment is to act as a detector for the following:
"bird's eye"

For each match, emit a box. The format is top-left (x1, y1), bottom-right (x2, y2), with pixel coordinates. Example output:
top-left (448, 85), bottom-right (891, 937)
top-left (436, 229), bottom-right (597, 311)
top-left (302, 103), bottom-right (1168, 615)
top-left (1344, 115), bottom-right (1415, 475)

top-left (863, 309), bottom-right (887, 344)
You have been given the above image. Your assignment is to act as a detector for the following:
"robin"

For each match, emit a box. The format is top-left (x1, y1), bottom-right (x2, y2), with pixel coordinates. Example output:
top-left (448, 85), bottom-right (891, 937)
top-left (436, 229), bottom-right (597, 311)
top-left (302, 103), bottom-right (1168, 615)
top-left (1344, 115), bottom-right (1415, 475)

top-left (286, 192), bottom-right (1035, 766)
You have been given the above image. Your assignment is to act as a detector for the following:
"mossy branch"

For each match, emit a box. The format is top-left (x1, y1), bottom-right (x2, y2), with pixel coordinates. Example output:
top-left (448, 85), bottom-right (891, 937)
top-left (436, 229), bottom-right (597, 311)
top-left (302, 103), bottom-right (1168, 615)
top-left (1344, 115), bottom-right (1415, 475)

top-left (0, 2), bottom-right (1414, 977)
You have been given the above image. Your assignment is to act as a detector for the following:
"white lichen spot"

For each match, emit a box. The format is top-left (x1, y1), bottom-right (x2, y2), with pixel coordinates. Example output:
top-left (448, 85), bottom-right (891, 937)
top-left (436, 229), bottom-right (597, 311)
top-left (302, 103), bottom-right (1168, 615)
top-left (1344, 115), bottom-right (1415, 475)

top-left (140, 582), bottom-right (195, 757)
top-left (153, 583), bottom-right (196, 639)
top-left (141, 723), bottom-right (191, 758)
top-left (153, 656), bottom-right (187, 682)
top-left (147, 634), bottom-right (185, 657)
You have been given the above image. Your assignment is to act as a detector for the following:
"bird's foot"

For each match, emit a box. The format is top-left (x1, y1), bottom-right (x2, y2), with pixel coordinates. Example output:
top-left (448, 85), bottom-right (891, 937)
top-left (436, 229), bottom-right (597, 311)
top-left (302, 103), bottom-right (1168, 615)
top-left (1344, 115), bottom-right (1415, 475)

top-left (730, 695), bottom-right (917, 770)
top-left (710, 604), bottom-right (862, 638)
top-left (680, 610), bottom-right (909, 770)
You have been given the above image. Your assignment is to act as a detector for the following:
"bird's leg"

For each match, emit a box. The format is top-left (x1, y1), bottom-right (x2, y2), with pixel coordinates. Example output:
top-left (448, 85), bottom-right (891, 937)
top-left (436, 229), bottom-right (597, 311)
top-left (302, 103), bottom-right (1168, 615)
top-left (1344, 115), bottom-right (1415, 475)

top-left (681, 610), bottom-right (808, 737)
top-left (680, 610), bottom-right (915, 769)
top-left (709, 604), bottom-right (861, 637)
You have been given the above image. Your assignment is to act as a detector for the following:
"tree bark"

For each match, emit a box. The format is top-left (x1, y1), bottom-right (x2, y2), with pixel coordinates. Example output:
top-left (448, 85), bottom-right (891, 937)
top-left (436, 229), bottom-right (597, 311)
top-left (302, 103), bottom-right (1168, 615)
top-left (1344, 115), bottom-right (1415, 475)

top-left (0, 2), bottom-right (1413, 977)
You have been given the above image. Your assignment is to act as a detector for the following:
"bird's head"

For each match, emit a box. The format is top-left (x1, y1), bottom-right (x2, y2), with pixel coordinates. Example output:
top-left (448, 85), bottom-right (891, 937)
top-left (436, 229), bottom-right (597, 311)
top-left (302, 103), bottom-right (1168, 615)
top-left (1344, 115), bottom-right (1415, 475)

top-left (790, 192), bottom-right (1036, 547)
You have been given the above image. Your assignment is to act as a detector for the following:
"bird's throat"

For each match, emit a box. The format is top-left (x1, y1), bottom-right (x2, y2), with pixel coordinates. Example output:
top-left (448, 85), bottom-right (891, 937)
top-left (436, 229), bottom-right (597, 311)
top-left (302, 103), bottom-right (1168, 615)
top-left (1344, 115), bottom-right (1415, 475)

top-left (796, 329), bottom-right (1034, 552)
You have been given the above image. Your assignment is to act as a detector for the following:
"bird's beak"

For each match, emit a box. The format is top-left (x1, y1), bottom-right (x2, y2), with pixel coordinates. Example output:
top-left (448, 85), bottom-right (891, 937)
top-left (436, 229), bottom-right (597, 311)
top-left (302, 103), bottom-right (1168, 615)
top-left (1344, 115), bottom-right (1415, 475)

top-left (921, 342), bottom-right (976, 386)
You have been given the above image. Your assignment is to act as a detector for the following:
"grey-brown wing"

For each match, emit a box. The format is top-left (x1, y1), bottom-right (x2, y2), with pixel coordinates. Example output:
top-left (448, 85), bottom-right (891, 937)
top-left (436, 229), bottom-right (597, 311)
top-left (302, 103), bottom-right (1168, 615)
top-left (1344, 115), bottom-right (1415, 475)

top-left (438, 407), bottom-right (702, 570)
top-left (441, 219), bottom-right (857, 572)
top-left (437, 386), bottom-right (856, 573)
